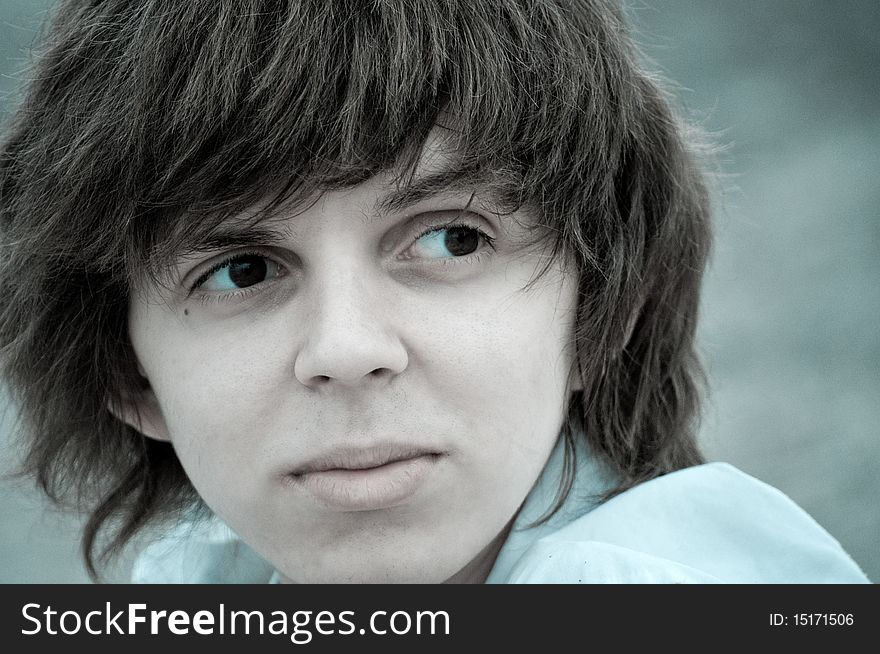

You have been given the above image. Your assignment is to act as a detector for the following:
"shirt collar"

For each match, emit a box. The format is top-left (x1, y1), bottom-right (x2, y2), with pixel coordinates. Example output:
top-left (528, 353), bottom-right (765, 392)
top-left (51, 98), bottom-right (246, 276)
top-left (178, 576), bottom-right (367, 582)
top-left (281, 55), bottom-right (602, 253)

top-left (485, 433), bottom-right (618, 583)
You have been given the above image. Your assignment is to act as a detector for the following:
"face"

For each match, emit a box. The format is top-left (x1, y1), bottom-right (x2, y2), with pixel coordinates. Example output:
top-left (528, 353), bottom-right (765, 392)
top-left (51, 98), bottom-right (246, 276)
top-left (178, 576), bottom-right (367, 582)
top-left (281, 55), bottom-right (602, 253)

top-left (125, 151), bottom-right (580, 583)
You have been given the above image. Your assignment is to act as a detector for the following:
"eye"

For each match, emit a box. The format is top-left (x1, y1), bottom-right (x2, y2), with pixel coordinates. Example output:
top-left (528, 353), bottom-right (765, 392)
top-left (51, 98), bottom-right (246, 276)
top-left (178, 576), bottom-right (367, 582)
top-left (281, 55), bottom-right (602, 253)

top-left (194, 253), bottom-right (283, 292)
top-left (410, 224), bottom-right (495, 259)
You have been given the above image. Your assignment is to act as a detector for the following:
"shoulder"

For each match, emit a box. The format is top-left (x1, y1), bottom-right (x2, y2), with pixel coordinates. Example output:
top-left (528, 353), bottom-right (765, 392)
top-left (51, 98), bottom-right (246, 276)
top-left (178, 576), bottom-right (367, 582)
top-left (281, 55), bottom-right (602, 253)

top-left (503, 463), bottom-right (869, 583)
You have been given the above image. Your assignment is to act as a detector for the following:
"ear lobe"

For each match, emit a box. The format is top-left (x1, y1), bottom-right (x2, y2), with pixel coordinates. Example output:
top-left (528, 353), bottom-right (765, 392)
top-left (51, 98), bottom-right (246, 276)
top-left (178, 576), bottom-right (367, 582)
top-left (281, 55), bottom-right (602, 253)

top-left (108, 385), bottom-right (172, 442)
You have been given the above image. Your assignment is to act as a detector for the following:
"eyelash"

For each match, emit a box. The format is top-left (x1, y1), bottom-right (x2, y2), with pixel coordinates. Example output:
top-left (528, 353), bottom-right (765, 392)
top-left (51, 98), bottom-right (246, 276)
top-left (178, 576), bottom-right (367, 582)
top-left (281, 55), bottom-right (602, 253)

top-left (188, 219), bottom-right (496, 302)
top-left (408, 220), bottom-right (497, 262)
top-left (190, 249), bottom-right (274, 293)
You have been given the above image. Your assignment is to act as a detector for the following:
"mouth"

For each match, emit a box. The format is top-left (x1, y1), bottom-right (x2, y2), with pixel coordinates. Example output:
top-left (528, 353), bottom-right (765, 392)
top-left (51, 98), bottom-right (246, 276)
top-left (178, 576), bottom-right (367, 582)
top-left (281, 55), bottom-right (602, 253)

top-left (286, 444), bottom-right (447, 511)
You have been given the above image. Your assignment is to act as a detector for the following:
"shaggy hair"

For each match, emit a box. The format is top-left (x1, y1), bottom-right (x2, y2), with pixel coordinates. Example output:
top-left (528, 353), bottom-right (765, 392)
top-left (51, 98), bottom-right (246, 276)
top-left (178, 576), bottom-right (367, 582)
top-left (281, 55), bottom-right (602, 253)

top-left (0, 0), bottom-right (711, 578)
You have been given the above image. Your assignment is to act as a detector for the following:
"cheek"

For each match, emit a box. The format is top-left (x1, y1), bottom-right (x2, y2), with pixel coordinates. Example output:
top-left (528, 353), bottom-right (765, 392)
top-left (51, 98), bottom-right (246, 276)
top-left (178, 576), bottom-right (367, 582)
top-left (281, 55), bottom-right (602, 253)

top-left (138, 319), bottom-right (293, 477)
top-left (422, 283), bottom-right (577, 458)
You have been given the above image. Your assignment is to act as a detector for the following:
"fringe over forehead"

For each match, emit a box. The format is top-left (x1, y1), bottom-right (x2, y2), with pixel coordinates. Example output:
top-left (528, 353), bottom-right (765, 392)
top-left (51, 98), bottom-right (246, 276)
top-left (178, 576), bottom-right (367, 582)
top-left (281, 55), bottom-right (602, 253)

top-left (2, 0), bottom-right (640, 279)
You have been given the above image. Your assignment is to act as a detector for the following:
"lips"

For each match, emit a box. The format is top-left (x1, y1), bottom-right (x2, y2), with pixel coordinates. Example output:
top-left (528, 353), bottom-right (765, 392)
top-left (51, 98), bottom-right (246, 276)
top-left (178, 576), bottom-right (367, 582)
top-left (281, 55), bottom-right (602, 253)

top-left (286, 443), bottom-right (446, 511)
top-left (291, 443), bottom-right (441, 475)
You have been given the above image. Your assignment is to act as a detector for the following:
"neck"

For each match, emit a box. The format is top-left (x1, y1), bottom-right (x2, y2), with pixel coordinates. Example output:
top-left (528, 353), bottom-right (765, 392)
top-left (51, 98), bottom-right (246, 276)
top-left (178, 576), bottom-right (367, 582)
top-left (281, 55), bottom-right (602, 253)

top-left (443, 519), bottom-right (514, 584)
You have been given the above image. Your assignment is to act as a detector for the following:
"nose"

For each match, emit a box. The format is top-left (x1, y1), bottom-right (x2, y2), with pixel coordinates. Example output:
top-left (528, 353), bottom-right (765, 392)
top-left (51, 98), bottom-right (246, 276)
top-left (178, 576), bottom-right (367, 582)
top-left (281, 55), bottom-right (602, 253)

top-left (293, 266), bottom-right (409, 388)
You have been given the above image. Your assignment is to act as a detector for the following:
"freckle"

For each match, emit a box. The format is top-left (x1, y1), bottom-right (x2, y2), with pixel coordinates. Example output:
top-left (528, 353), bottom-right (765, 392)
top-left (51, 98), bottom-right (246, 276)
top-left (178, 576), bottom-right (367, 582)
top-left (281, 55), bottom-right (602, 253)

top-left (184, 308), bottom-right (189, 316)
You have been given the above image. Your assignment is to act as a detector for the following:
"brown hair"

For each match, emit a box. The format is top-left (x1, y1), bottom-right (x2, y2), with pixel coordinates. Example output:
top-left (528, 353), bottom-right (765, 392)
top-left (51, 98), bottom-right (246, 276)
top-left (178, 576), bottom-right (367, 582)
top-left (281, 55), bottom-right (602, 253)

top-left (0, 0), bottom-right (711, 578)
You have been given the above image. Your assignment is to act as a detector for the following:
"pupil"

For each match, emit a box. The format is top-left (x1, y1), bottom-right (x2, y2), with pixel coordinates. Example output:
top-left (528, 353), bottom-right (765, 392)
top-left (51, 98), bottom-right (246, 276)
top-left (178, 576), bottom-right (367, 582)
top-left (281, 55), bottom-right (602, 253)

top-left (444, 227), bottom-right (479, 256)
top-left (228, 256), bottom-right (267, 288)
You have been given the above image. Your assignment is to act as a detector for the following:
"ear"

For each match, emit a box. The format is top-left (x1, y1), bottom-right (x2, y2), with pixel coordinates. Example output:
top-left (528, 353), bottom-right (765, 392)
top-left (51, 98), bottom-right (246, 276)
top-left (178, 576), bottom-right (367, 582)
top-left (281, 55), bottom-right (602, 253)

top-left (568, 300), bottom-right (643, 393)
top-left (107, 378), bottom-right (172, 443)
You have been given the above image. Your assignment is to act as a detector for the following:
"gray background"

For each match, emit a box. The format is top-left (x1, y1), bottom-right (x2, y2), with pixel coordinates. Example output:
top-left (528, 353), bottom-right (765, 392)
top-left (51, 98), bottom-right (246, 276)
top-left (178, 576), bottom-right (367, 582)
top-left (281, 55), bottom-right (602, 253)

top-left (1, 0), bottom-right (877, 583)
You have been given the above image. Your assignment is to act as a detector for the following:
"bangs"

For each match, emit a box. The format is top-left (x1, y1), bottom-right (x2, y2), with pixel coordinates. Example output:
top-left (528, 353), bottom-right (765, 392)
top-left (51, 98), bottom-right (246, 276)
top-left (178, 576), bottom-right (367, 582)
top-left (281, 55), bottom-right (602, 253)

top-left (24, 0), bottom-right (628, 281)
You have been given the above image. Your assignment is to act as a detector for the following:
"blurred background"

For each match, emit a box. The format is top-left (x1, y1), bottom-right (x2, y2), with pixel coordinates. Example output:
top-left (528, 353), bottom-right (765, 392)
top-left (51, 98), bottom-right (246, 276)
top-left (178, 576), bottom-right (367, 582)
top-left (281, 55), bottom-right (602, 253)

top-left (1, 0), bottom-right (877, 582)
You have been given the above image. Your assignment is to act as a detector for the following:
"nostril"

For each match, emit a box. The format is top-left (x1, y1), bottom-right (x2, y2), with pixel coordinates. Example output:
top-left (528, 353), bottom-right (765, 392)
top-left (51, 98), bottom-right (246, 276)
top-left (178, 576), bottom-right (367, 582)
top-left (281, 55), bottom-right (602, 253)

top-left (294, 337), bottom-right (409, 386)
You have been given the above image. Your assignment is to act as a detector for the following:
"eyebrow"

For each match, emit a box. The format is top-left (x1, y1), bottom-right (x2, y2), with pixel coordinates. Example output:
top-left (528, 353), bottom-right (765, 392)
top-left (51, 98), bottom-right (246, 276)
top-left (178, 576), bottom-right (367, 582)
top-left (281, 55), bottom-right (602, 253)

top-left (158, 221), bottom-right (296, 276)
top-left (173, 171), bottom-right (500, 259)
top-left (373, 171), bottom-right (495, 216)
top-left (184, 224), bottom-right (293, 253)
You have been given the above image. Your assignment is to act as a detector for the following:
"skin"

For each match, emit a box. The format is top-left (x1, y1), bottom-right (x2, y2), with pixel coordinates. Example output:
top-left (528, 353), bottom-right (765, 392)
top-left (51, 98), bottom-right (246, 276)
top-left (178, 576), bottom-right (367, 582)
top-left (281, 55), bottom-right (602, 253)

top-left (122, 146), bottom-right (581, 583)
